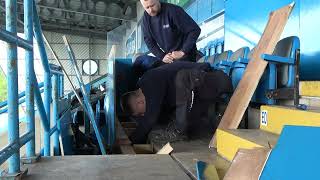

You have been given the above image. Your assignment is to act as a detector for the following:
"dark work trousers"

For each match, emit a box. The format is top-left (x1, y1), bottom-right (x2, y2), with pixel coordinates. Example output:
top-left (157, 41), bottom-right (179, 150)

top-left (133, 51), bottom-right (201, 78)
top-left (174, 68), bottom-right (233, 134)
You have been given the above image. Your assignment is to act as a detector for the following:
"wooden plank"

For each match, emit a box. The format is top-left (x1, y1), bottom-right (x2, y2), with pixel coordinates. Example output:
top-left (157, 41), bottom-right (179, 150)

top-left (123, 128), bottom-right (136, 137)
top-left (157, 143), bottom-right (173, 154)
top-left (121, 122), bottom-right (137, 128)
top-left (133, 144), bottom-right (154, 154)
top-left (59, 135), bottom-right (65, 156)
top-left (119, 145), bottom-right (136, 154)
top-left (223, 148), bottom-right (271, 180)
top-left (209, 3), bottom-right (295, 147)
top-left (115, 118), bottom-right (136, 154)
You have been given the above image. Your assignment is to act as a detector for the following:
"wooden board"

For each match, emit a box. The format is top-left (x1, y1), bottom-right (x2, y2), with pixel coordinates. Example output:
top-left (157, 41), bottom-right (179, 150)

top-left (209, 3), bottom-right (295, 147)
top-left (157, 143), bottom-right (173, 154)
top-left (115, 119), bottom-right (136, 154)
top-left (133, 144), bottom-right (154, 154)
top-left (223, 148), bottom-right (271, 180)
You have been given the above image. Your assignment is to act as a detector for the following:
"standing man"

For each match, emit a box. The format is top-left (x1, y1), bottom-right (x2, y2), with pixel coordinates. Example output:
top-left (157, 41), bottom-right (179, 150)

top-left (134, 0), bottom-right (201, 76)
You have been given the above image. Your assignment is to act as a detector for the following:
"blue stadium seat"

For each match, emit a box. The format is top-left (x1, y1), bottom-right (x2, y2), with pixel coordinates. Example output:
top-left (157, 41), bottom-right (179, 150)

top-left (215, 47), bottom-right (250, 75)
top-left (215, 38), bottom-right (224, 54)
top-left (255, 36), bottom-right (300, 104)
top-left (229, 36), bottom-right (300, 105)
top-left (230, 48), bottom-right (255, 89)
top-left (208, 50), bottom-right (232, 68)
top-left (207, 40), bottom-right (217, 56)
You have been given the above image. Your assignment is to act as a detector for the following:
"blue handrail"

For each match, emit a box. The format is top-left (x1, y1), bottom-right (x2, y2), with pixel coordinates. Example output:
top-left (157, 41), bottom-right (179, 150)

top-left (0, 0), bottom-right (64, 175)
top-left (0, 82), bottom-right (44, 109)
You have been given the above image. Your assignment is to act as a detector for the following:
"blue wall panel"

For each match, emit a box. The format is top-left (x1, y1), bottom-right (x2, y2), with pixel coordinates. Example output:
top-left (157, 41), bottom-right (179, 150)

top-left (211, 0), bottom-right (224, 16)
top-left (197, 0), bottom-right (212, 22)
top-left (224, 0), bottom-right (300, 51)
top-left (261, 126), bottom-right (320, 180)
top-left (300, 0), bottom-right (320, 80)
top-left (186, 2), bottom-right (198, 22)
top-left (225, 0), bottom-right (320, 80)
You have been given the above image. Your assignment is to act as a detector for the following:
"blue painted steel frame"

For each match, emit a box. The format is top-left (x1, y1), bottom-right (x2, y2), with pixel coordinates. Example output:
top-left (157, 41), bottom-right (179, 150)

top-left (63, 36), bottom-right (107, 154)
top-left (0, 0), bottom-right (64, 173)
top-left (6, 0), bottom-right (20, 173)
top-left (0, 89), bottom-right (44, 114)
top-left (25, 0), bottom-right (35, 158)
top-left (59, 75), bottom-right (64, 97)
top-left (32, 73), bottom-right (49, 131)
top-left (0, 29), bottom-right (33, 51)
top-left (52, 75), bottom-right (60, 155)
top-left (0, 82), bottom-right (43, 109)
top-left (33, 2), bottom-right (51, 156)
top-left (0, 131), bottom-right (34, 166)
top-left (105, 87), bottom-right (115, 147)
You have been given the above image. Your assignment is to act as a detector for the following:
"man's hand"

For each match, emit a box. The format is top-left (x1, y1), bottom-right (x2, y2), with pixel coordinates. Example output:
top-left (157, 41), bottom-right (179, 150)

top-left (162, 53), bottom-right (174, 63)
top-left (171, 51), bottom-right (185, 60)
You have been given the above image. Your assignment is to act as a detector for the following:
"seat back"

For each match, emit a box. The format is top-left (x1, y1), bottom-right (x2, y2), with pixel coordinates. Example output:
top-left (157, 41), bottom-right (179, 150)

top-left (215, 38), bottom-right (224, 54)
top-left (197, 56), bottom-right (207, 63)
top-left (273, 36), bottom-right (300, 88)
top-left (208, 50), bottom-right (232, 68)
top-left (229, 47), bottom-right (250, 62)
top-left (208, 40), bottom-right (217, 56)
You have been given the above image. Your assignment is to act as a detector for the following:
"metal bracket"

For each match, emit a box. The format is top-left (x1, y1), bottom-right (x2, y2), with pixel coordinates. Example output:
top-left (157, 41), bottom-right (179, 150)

top-left (21, 154), bottom-right (41, 164)
top-left (266, 88), bottom-right (295, 100)
top-left (0, 168), bottom-right (28, 180)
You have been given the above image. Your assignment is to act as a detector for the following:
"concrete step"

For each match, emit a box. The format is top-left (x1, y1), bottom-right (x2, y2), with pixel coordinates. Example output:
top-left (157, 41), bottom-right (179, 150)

top-left (300, 96), bottom-right (320, 107)
top-left (300, 81), bottom-right (320, 97)
top-left (216, 129), bottom-right (278, 161)
top-left (23, 155), bottom-right (191, 180)
top-left (260, 105), bottom-right (320, 135)
top-left (152, 139), bottom-right (231, 180)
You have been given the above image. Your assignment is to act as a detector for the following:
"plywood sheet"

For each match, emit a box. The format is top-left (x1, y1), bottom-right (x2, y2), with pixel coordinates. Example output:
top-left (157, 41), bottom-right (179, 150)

top-left (209, 3), bottom-right (295, 147)
top-left (223, 148), bottom-right (271, 180)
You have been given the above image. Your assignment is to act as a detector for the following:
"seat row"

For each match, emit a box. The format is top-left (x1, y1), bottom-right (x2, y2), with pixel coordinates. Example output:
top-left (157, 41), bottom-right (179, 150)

top-left (198, 36), bottom-right (300, 105)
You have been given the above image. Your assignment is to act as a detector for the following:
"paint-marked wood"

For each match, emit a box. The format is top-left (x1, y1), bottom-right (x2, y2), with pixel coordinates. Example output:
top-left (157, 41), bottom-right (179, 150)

top-left (157, 143), bottom-right (173, 154)
top-left (209, 2), bottom-right (295, 147)
top-left (223, 148), bottom-right (271, 180)
top-left (59, 135), bottom-right (65, 156)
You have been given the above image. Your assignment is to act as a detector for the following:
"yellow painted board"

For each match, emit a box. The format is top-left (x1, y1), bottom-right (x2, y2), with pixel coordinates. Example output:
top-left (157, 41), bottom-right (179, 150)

top-left (260, 105), bottom-right (320, 135)
top-left (300, 81), bottom-right (320, 97)
top-left (217, 129), bottom-right (265, 161)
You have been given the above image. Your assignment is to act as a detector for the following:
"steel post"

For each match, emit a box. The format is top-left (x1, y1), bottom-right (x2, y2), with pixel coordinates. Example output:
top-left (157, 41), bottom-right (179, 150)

top-left (25, 0), bottom-right (35, 158)
top-left (6, 0), bottom-right (20, 173)
top-left (52, 75), bottom-right (59, 155)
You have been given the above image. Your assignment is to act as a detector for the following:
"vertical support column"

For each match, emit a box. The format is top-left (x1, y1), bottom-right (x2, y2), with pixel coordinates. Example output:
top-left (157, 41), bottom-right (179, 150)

top-left (44, 72), bottom-right (51, 156)
top-left (6, 0), bottom-right (20, 173)
top-left (25, 0), bottom-right (35, 158)
top-left (59, 75), bottom-right (64, 97)
top-left (33, 3), bottom-right (51, 156)
top-left (52, 75), bottom-right (59, 155)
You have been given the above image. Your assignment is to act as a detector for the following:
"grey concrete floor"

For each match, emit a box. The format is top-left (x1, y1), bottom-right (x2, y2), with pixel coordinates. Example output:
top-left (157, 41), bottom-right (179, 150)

top-left (23, 155), bottom-right (191, 180)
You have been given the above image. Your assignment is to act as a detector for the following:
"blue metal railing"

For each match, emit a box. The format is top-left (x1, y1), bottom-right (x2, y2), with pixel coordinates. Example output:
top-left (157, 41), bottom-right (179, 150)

top-left (6, 0), bottom-right (20, 173)
top-left (0, 82), bottom-right (44, 114)
top-left (0, 0), bottom-right (63, 176)
top-left (62, 35), bottom-right (107, 155)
